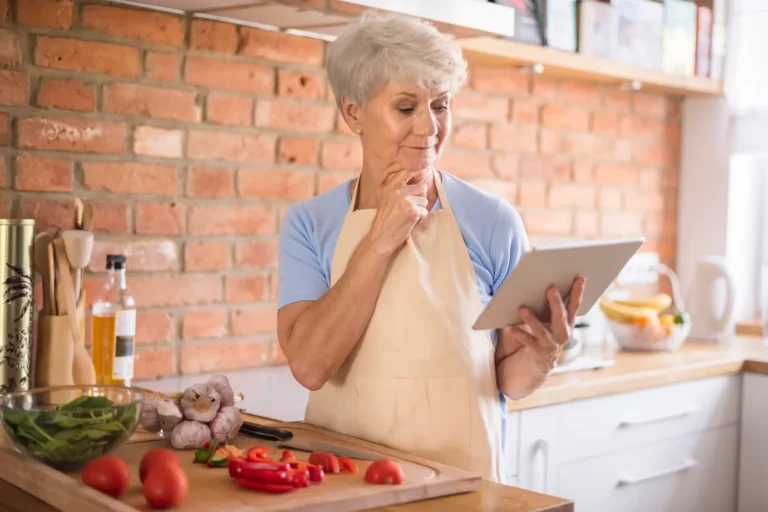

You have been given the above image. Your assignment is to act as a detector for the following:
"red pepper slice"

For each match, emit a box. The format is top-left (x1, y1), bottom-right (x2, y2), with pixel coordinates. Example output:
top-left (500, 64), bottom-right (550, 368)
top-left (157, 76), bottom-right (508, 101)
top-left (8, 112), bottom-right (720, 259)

top-left (235, 478), bottom-right (295, 494)
top-left (307, 464), bottom-right (324, 483)
top-left (289, 461), bottom-right (308, 473)
top-left (308, 451), bottom-right (340, 474)
top-left (279, 449), bottom-right (296, 463)
top-left (246, 446), bottom-right (272, 463)
top-left (228, 457), bottom-right (290, 480)
top-left (339, 456), bottom-right (358, 474)
top-left (288, 469), bottom-right (309, 488)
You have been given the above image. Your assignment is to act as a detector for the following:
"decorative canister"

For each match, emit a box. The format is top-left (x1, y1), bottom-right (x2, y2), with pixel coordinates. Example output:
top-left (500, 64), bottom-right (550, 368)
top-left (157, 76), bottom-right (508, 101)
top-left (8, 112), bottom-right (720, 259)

top-left (0, 219), bottom-right (35, 394)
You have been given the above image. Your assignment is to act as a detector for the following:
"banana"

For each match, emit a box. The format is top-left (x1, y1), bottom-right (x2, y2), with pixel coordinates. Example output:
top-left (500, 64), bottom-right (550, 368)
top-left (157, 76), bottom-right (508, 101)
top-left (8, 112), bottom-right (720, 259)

top-left (599, 296), bottom-right (659, 324)
top-left (613, 293), bottom-right (672, 312)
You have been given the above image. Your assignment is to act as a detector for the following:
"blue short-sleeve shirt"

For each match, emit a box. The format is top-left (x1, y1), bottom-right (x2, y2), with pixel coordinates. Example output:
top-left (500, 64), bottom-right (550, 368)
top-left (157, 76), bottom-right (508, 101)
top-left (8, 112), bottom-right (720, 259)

top-left (277, 170), bottom-right (529, 480)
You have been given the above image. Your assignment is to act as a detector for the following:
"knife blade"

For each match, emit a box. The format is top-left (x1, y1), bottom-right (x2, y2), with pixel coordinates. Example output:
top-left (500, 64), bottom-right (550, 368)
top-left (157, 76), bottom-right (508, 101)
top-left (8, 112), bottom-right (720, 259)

top-left (239, 422), bottom-right (294, 441)
top-left (277, 437), bottom-right (381, 461)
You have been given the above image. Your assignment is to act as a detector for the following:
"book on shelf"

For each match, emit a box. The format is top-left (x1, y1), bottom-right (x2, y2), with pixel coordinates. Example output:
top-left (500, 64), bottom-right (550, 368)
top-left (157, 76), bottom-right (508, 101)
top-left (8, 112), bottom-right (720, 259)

top-left (578, 0), bottom-right (619, 61)
top-left (613, 0), bottom-right (664, 71)
top-left (695, 5), bottom-right (713, 77)
top-left (489, 0), bottom-right (544, 45)
top-left (541, 0), bottom-right (579, 52)
top-left (662, 0), bottom-right (698, 76)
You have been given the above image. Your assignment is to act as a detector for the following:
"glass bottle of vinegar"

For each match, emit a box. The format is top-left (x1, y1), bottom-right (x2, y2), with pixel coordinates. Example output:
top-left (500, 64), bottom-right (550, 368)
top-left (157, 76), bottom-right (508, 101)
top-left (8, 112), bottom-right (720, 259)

top-left (91, 254), bottom-right (137, 386)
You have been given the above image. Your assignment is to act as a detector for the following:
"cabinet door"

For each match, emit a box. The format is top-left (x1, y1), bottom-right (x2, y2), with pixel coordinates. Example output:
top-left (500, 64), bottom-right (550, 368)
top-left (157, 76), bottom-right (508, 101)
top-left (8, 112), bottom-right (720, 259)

top-left (517, 404), bottom-right (563, 494)
top-left (738, 373), bottom-right (768, 512)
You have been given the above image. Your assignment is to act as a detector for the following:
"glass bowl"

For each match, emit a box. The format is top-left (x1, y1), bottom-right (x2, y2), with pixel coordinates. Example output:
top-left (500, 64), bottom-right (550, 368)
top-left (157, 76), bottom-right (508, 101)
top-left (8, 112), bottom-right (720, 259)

top-left (0, 385), bottom-right (144, 470)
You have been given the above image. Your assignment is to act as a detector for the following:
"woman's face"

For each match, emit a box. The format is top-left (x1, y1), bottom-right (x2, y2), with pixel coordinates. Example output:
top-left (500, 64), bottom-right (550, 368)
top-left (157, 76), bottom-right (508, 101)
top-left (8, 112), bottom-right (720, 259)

top-left (345, 81), bottom-right (452, 174)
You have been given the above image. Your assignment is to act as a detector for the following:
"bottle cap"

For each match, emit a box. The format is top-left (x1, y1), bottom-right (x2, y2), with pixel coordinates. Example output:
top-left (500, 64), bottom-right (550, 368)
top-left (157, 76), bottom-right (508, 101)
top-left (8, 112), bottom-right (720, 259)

top-left (106, 254), bottom-right (127, 270)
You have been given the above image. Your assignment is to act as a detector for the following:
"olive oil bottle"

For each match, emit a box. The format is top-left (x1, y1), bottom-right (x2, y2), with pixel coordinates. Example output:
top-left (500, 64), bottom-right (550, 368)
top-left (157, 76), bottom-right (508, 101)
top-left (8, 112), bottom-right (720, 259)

top-left (91, 254), bottom-right (136, 386)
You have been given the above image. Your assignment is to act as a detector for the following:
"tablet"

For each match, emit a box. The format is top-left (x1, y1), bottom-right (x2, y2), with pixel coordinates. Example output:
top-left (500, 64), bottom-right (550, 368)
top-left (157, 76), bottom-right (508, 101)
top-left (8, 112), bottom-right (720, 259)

top-left (472, 237), bottom-right (644, 330)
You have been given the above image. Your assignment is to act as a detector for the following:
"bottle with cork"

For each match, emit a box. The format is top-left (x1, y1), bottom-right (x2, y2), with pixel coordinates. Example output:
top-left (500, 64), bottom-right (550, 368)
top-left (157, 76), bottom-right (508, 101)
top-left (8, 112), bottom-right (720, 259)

top-left (91, 254), bottom-right (136, 387)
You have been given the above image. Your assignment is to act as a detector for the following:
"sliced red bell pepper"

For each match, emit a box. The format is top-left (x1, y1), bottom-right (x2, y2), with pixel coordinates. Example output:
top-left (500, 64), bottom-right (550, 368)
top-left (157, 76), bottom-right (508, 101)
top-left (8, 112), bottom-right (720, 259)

top-left (308, 451), bottom-right (340, 474)
top-left (228, 457), bottom-right (290, 480)
top-left (235, 478), bottom-right (295, 494)
top-left (279, 449), bottom-right (296, 463)
top-left (288, 469), bottom-right (309, 488)
top-left (339, 456), bottom-right (358, 474)
top-left (289, 461), bottom-right (308, 473)
top-left (307, 464), bottom-right (324, 483)
top-left (246, 446), bottom-right (271, 462)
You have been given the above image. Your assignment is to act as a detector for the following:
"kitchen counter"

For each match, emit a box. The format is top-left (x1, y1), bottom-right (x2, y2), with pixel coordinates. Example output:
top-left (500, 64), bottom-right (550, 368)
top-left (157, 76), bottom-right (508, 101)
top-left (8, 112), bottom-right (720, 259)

top-left (510, 335), bottom-right (768, 411)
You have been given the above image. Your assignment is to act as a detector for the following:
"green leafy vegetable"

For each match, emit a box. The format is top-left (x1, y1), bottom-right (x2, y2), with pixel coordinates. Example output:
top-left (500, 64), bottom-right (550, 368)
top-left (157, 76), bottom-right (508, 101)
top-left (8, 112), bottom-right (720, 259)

top-left (1, 395), bottom-right (141, 470)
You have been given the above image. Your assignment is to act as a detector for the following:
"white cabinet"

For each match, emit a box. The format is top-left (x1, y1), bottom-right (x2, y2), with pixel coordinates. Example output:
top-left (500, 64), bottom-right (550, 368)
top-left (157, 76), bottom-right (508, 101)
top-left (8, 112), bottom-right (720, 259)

top-left (738, 373), bottom-right (768, 512)
top-left (514, 375), bottom-right (741, 512)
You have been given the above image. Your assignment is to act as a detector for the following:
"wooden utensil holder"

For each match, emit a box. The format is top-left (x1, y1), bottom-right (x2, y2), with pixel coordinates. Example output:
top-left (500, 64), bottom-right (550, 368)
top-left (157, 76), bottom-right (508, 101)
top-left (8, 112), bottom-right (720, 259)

top-left (35, 292), bottom-right (90, 389)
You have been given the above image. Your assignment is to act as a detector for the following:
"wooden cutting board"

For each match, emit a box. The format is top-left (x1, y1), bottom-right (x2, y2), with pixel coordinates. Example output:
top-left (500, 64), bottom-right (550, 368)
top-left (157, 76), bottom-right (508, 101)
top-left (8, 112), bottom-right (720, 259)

top-left (0, 421), bottom-right (481, 512)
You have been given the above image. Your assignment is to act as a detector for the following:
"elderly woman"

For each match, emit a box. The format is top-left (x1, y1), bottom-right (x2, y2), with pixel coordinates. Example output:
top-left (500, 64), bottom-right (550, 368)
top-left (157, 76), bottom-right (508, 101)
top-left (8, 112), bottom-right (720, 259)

top-left (277, 12), bottom-right (586, 483)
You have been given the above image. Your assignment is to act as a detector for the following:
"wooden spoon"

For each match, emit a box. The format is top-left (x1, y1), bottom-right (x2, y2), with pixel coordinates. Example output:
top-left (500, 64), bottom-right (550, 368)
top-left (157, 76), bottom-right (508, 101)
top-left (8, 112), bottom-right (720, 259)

top-left (33, 232), bottom-right (54, 315)
top-left (74, 198), bottom-right (84, 229)
top-left (81, 203), bottom-right (94, 232)
top-left (61, 230), bottom-right (93, 301)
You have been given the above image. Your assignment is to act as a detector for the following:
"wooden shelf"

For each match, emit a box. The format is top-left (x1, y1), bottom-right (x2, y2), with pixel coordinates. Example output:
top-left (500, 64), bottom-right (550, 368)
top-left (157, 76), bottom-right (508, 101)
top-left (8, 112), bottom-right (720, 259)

top-left (457, 36), bottom-right (724, 97)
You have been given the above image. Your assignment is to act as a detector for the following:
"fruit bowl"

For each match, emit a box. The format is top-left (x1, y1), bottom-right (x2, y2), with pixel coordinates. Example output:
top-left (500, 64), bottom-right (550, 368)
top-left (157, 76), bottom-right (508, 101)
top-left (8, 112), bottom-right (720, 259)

top-left (606, 312), bottom-right (692, 352)
top-left (0, 385), bottom-right (144, 470)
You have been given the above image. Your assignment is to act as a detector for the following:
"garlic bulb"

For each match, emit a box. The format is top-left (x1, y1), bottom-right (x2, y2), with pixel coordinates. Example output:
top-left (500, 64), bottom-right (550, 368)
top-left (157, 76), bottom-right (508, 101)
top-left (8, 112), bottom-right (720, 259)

top-left (157, 398), bottom-right (183, 431)
top-left (170, 420), bottom-right (211, 449)
top-left (138, 398), bottom-right (161, 433)
top-left (209, 406), bottom-right (244, 442)
top-left (207, 375), bottom-right (235, 407)
top-left (179, 383), bottom-right (221, 423)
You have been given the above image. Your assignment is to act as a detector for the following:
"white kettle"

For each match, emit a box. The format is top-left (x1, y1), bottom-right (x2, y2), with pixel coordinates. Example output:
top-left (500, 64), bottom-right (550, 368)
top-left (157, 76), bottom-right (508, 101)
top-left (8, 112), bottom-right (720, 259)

top-left (686, 255), bottom-right (737, 342)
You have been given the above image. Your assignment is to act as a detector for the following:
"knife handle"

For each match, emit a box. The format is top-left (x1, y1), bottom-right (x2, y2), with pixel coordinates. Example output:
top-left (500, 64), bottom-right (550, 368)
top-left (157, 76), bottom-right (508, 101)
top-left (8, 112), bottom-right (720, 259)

top-left (239, 422), bottom-right (294, 441)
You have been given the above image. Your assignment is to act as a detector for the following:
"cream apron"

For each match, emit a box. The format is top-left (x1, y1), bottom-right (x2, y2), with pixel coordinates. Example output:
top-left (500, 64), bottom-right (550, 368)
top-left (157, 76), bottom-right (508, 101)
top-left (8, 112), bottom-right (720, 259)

top-left (304, 171), bottom-right (506, 483)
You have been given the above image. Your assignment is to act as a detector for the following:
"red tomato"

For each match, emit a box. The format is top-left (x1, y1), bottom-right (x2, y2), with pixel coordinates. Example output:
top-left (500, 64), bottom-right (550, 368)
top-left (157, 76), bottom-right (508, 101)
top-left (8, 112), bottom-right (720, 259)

top-left (143, 463), bottom-right (189, 509)
top-left (81, 455), bottom-right (130, 498)
top-left (140, 448), bottom-right (180, 484)
top-left (364, 459), bottom-right (405, 485)
top-left (308, 451), bottom-right (340, 474)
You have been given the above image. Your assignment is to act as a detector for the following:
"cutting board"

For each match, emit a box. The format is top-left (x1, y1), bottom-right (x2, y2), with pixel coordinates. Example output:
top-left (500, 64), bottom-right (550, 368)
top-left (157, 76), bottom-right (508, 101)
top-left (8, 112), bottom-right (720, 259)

top-left (0, 421), bottom-right (481, 512)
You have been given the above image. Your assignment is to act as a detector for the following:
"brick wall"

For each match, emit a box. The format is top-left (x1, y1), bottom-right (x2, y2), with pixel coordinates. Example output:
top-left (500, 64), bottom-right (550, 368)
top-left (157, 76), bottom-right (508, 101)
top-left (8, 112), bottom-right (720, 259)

top-left (0, 0), bottom-right (680, 380)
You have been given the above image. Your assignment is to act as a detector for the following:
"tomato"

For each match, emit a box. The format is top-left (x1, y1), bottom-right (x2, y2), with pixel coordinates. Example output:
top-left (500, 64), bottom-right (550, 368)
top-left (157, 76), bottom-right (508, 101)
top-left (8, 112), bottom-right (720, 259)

top-left (308, 451), bottom-right (340, 474)
top-left (339, 456), bottom-right (358, 474)
top-left (364, 459), bottom-right (405, 485)
top-left (140, 448), bottom-right (180, 484)
top-left (81, 455), bottom-right (130, 498)
top-left (143, 463), bottom-right (189, 509)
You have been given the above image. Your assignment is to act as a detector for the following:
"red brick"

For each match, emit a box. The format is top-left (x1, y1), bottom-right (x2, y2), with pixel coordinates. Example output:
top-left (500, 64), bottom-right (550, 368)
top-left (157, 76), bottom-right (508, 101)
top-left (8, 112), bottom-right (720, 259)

top-left (559, 80), bottom-right (603, 105)
top-left (598, 188), bottom-right (622, 210)
top-left (37, 78), bottom-right (96, 112)
top-left (240, 27), bottom-right (324, 65)
top-left (135, 202), bottom-right (185, 235)
top-left (88, 239), bottom-right (178, 272)
top-left (187, 130), bottom-right (275, 163)
top-left (549, 184), bottom-right (596, 209)
top-left (0, 0), bottom-right (7, 24)
top-left (318, 172), bottom-right (355, 194)
top-left (561, 132), bottom-right (596, 156)
top-left (17, 117), bottom-right (125, 153)
top-left (35, 36), bottom-right (139, 77)
top-left (531, 75), bottom-right (557, 98)
top-left (454, 92), bottom-right (508, 121)
top-left (255, 99), bottom-right (335, 133)
top-left (0, 70), bottom-right (27, 105)
top-left (81, 5), bottom-right (183, 47)
top-left (83, 162), bottom-right (177, 195)
top-left (180, 341), bottom-right (267, 375)
top-left (187, 167), bottom-right (233, 198)
top-left (522, 210), bottom-right (572, 235)
top-left (633, 142), bottom-right (676, 167)
top-left (182, 309), bottom-right (228, 339)
top-left (492, 154), bottom-right (519, 179)
top-left (665, 121), bottom-right (681, 144)
top-left (633, 93), bottom-right (668, 118)
top-left (135, 348), bottom-right (174, 380)
top-left (15, 156), bottom-right (73, 192)
top-left (620, 116), bottom-right (666, 138)
top-left (0, 158), bottom-right (5, 188)
top-left (16, 0), bottom-right (72, 28)
top-left (104, 83), bottom-right (197, 122)
top-left (591, 112), bottom-right (619, 135)
top-left (231, 306), bottom-right (276, 336)
top-left (320, 139), bottom-right (361, 171)
top-left (541, 104), bottom-right (590, 131)
top-left (188, 205), bottom-right (274, 236)
top-left (435, 150), bottom-right (493, 179)
top-left (572, 160), bottom-right (594, 182)
top-left (452, 122), bottom-right (487, 149)
top-left (510, 99), bottom-right (539, 125)
top-left (600, 212), bottom-right (643, 237)
top-left (0, 113), bottom-right (8, 146)
top-left (613, 138), bottom-right (634, 162)
top-left (131, 275), bottom-right (221, 308)
top-left (136, 312), bottom-right (173, 345)
top-left (595, 163), bottom-right (638, 186)
top-left (471, 66), bottom-right (529, 95)
top-left (190, 19), bottom-right (238, 53)
top-left (238, 169), bottom-right (314, 200)
top-left (539, 128), bottom-right (563, 154)
top-left (278, 69), bottom-right (324, 99)
top-left (185, 57), bottom-right (272, 94)
top-left (519, 156), bottom-right (571, 181)
top-left (226, 274), bottom-right (269, 303)
top-left (145, 52), bottom-right (179, 83)
top-left (89, 201), bottom-right (130, 234)
top-left (639, 168), bottom-right (662, 189)
top-left (21, 198), bottom-right (73, 231)
top-left (490, 123), bottom-right (538, 153)
top-left (185, 241), bottom-right (230, 271)
top-left (0, 29), bottom-right (22, 66)
top-left (624, 190), bottom-right (665, 212)
top-left (206, 94), bottom-right (253, 126)
top-left (603, 89), bottom-right (631, 111)
top-left (518, 182), bottom-right (547, 207)
top-left (134, 126), bottom-right (183, 159)
top-left (575, 211), bottom-right (599, 237)
top-left (468, 179), bottom-right (517, 204)
top-left (0, 196), bottom-right (9, 217)
top-left (643, 213), bottom-right (677, 237)
top-left (279, 137), bottom-right (318, 165)
top-left (235, 241), bottom-right (278, 268)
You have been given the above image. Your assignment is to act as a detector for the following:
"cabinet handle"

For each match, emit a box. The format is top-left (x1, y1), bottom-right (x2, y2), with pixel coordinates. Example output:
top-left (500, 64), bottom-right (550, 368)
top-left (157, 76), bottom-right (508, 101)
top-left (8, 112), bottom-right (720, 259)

top-left (617, 458), bottom-right (697, 486)
top-left (531, 439), bottom-right (549, 492)
top-left (618, 405), bottom-right (699, 428)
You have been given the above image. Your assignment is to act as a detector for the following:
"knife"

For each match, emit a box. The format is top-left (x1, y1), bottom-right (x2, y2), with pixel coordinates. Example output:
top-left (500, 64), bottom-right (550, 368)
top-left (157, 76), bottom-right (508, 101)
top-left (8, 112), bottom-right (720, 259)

top-left (239, 422), bottom-right (294, 441)
top-left (277, 437), bottom-right (381, 461)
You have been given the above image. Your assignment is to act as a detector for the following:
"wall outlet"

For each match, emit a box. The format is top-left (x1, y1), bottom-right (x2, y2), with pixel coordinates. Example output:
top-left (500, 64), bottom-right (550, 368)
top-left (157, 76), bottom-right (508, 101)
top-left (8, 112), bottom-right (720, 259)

top-left (616, 252), bottom-right (660, 285)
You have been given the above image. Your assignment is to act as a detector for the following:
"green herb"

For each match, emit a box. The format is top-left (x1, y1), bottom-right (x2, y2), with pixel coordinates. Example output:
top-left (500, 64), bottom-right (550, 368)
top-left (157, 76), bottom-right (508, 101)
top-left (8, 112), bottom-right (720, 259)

top-left (673, 314), bottom-right (686, 325)
top-left (1, 395), bottom-right (140, 469)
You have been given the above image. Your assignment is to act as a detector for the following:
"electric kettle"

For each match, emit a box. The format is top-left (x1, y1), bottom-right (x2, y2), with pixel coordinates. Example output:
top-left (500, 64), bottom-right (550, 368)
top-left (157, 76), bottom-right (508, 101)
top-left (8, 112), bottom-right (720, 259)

top-left (686, 255), bottom-right (736, 342)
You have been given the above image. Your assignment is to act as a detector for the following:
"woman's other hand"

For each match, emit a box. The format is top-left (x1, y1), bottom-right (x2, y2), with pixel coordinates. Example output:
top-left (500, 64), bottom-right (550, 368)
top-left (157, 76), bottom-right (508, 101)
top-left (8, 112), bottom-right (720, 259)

top-left (367, 165), bottom-right (429, 255)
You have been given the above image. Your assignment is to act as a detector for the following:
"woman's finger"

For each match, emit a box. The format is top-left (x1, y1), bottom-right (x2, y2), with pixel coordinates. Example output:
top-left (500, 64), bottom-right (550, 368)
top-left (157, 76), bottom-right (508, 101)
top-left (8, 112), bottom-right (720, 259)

top-left (399, 183), bottom-right (427, 197)
top-left (546, 287), bottom-right (571, 345)
top-left (566, 277), bottom-right (587, 327)
top-left (520, 307), bottom-right (559, 351)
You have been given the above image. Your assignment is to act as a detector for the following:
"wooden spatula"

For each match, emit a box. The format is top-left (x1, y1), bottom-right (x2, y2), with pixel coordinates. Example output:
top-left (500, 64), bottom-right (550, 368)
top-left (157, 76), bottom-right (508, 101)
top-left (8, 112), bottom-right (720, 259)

top-left (33, 232), bottom-right (54, 315)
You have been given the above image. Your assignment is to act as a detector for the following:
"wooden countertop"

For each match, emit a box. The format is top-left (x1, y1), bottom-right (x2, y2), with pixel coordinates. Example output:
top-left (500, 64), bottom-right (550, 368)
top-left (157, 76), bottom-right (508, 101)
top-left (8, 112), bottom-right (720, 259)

top-left (509, 335), bottom-right (768, 411)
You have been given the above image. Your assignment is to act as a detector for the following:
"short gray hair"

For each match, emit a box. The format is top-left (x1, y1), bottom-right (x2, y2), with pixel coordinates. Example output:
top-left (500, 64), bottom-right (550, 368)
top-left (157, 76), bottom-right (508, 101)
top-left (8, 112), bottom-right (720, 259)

top-left (326, 11), bottom-right (468, 110)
